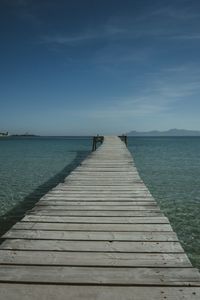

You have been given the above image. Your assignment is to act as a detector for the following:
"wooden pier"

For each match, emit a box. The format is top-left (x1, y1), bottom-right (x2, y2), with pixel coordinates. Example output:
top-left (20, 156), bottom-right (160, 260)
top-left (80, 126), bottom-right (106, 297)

top-left (0, 136), bottom-right (200, 299)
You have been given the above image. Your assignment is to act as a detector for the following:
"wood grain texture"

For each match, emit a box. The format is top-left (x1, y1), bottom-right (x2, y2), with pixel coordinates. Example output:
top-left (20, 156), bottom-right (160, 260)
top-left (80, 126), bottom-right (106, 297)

top-left (3, 229), bottom-right (178, 241)
top-left (0, 265), bottom-right (199, 286)
top-left (0, 250), bottom-right (191, 267)
top-left (12, 222), bottom-right (174, 231)
top-left (0, 284), bottom-right (199, 300)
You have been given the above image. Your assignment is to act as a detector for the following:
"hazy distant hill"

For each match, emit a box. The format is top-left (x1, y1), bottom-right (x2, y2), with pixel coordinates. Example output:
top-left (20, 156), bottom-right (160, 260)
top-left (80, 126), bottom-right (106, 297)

top-left (127, 129), bottom-right (200, 136)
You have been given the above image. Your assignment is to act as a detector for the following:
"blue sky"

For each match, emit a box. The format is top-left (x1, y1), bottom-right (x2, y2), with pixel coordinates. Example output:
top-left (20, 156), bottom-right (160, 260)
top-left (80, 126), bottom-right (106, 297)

top-left (1, 0), bottom-right (200, 135)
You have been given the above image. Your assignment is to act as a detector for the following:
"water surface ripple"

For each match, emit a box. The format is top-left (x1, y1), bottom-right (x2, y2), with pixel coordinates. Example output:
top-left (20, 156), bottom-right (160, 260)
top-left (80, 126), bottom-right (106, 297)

top-left (128, 137), bottom-right (200, 269)
top-left (0, 136), bottom-right (91, 234)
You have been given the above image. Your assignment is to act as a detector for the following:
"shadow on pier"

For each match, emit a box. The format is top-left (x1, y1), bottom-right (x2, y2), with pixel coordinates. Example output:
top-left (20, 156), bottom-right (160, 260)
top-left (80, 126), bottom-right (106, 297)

top-left (0, 150), bottom-right (90, 238)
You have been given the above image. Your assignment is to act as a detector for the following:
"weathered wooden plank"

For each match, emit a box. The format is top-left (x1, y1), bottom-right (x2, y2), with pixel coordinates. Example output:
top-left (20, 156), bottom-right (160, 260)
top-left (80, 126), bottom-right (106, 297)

top-left (67, 178), bottom-right (141, 181)
top-left (65, 178), bottom-right (142, 182)
top-left (49, 187), bottom-right (149, 190)
top-left (66, 174), bottom-right (140, 177)
top-left (65, 183), bottom-right (144, 186)
top-left (0, 266), bottom-right (199, 286)
top-left (22, 215), bottom-right (169, 223)
top-left (80, 161), bottom-right (133, 164)
top-left (0, 239), bottom-right (184, 253)
top-left (28, 210), bottom-right (163, 217)
top-left (69, 177), bottom-right (140, 180)
top-left (48, 192), bottom-right (152, 196)
top-left (47, 192), bottom-right (152, 198)
top-left (66, 180), bottom-right (140, 183)
top-left (76, 166), bottom-right (138, 173)
top-left (74, 170), bottom-right (140, 174)
top-left (70, 174), bottom-right (138, 177)
top-left (41, 196), bottom-right (155, 201)
top-left (42, 193), bottom-right (154, 197)
top-left (67, 174), bottom-right (138, 177)
top-left (13, 222), bottom-right (174, 231)
top-left (63, 183), bottom-right (144, 186)
top-left (0, 284), bottom-right (199, 300)
top-left (36, 201), bottom-right (157, 206)
top-left (63, 177), bottom-right (144, 179)
top-left (65, 178), bottom-right (142, 181)
top-left (70, 172), bottom-right (137, 175)
top-left (78, 162), bottom-right (134, 164)
top-left (0, 250), bottom-right (191, 267)
top-left (80, 163), bottom-right (135, 165)
top-left (47, 194), bottom-right (153, 198)
top-left (3, 230), bottom-right (178, 241)
top-left (43, 193), bottom-right (153, 196)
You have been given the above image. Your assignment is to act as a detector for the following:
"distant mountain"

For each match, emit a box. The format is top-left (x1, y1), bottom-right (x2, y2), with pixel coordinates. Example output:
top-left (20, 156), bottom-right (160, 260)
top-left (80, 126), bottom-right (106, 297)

top-left (127, 129), bottom-right (200, 136)
top-left (11, 134), bottom-right (39, 137)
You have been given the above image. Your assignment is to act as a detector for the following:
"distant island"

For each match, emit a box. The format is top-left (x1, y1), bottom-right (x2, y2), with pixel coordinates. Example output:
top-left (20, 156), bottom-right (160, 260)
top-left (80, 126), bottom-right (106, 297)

top-left (11, 134), bottom-right (39, 137)
top-left (0, 131), bottom-right (39, 137)
top-left (0, 132), bottom-right (9, 137)
top-left (127, 129), bottom-right (200, 136)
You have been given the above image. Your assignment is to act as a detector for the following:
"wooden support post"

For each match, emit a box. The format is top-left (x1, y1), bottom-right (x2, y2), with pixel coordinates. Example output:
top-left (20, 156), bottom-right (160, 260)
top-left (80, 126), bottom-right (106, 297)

top-left (92, 135), bottom-right (104, 151)
top-left (118, 134), bottom-right (128, 146)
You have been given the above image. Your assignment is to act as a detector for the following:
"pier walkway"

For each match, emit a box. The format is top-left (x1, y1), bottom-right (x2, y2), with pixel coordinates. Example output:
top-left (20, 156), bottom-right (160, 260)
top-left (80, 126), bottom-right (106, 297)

top-left (0, 136), bottom-right (200, 299)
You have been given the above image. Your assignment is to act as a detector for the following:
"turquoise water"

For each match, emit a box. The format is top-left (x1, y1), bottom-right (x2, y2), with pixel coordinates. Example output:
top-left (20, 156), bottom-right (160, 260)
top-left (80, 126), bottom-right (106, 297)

top-left (0, 137), bottom-right (91, 233)
top-left (128, 137), bottom-right (200, 269)
top-left (0, 136), bottom-right (199, 268)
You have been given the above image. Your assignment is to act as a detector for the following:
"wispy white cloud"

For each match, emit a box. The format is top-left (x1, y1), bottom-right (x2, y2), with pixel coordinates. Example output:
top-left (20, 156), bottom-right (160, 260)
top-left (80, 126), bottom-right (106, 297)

top-left (41, 13), bottom-right (200, 49)
top-left (3, 0), bottom-right (42, 26)
top-left (92, 45), bottom-right (152, 66)
top-left (40, 26), bottom-right (156, 47)
top-left (79, 64), bottom-right (200, 120)
top-left (5, 0), bottom-right (200, 46)
top-left (40, 25), bottom-right (128, 46)
top-left (145, 6), bottom-right (200, 20)
top-left (171, 34), bottom-right (200, 40)
top-left (41, 32), bottom-right (100, 45)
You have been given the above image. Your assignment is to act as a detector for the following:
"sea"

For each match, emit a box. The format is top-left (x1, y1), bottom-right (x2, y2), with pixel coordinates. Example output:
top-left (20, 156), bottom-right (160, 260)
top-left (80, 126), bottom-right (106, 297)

top-left (0, 136), bottom-right (199, 268)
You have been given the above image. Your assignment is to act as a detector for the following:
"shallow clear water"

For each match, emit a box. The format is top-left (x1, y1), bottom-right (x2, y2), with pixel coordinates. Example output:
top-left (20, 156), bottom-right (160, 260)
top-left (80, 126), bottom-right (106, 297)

top-left (128, 137), bottom-right (200, 269)
top-left (0, 136), bottom-right (91, 233)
